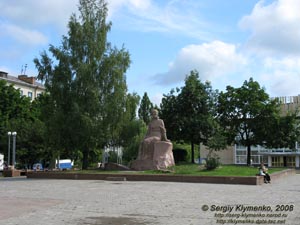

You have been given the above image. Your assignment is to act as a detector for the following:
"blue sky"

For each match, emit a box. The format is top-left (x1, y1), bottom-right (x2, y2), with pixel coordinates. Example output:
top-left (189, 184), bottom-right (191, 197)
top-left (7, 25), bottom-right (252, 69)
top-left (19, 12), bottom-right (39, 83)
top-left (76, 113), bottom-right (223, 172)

top-left (1, 0), bottom-right (300, 105)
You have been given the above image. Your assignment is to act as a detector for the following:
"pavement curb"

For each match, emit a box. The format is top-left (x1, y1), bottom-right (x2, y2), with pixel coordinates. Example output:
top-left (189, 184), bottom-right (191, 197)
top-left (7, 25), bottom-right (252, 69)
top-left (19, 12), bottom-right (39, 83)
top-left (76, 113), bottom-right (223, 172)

top-left (26, 169), bottom-right (296, 185)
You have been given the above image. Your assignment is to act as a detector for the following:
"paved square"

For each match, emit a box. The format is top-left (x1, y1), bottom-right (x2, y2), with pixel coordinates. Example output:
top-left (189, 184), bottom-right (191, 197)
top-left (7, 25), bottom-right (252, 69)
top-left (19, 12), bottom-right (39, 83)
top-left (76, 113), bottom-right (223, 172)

top-left (0, 175), bottom-right (299, 225)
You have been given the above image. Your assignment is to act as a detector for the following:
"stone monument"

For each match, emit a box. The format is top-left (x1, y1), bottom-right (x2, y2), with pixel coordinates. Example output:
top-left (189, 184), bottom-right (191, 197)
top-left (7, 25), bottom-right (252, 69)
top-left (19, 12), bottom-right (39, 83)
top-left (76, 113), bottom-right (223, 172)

top-left (131, 109), bottom-right (175, 170)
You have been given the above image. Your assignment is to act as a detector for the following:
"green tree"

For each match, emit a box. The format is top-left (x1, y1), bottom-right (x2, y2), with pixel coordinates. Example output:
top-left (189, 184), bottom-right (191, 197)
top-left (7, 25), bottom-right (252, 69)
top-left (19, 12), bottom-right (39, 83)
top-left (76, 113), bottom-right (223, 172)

top-left (118, 93), bottom-right (146, 165)
top-left (0, 80), bottom-right (46, 167)
top-left (177, 71), bottom-right (216, 163)
top-left (124, 93), bottom-right (140, 122)
top-left (160, 70), bottom-right (216, 163)
top-left (0, 80), bottom-right (27, 135)
top-left (138, 92), bottom-right (153, 125)
top-left (259, 110), bottom-right (300, 149)
top-left (217, 78), bottom-right (281, 165)
top-left (159, 88), bottom-right (181, 141)
top-left (121, 119), bottom-right (147, 164)
top-left (206, 122), bottom-right (228, 153)
top-left (34, 0), bottom-right (130, 169)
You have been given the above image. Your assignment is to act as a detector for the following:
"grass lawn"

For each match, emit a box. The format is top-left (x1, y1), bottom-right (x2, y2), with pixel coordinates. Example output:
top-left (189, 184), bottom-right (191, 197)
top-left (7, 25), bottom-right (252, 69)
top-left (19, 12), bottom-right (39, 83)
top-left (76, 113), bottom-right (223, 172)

top-left (164, 164), bottom-right (284, 176)
top-left (66, 163), bottom-right (285, 177)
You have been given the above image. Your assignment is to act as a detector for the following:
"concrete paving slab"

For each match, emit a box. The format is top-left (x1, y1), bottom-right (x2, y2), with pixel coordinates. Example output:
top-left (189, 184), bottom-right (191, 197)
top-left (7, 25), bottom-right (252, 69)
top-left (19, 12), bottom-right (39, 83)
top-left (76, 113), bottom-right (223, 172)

top-left (0, 175), bottom-right (300, 225)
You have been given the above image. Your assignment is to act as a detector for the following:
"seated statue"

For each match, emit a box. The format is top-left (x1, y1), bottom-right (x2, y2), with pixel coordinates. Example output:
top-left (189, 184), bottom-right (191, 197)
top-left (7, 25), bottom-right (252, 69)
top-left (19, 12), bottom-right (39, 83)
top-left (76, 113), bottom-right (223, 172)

top-left (131, 109), bottom-right (175, 170)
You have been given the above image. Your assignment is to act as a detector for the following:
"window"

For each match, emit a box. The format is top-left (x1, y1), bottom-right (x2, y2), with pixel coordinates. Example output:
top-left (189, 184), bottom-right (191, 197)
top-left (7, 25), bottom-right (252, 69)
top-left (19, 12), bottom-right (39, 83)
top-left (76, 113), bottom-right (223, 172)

top-left (20, 90), bottom-right (23, 96)
top-left (236, 150), bottom-right (246, 155)
top-left (235, 146), bottom-right (266, 165)
top-left (261, 156), bottom-right (268, 164)
top-left (272, 157), bottom-right (284, 167)
top-left (286, 157), bottom-right (295, 167)
top-left (236, 156), bottom-right (247, 164)
top-left (28, 91), bottom-right (32, 99)
top-left (251, 156), bottom-right (260, 164)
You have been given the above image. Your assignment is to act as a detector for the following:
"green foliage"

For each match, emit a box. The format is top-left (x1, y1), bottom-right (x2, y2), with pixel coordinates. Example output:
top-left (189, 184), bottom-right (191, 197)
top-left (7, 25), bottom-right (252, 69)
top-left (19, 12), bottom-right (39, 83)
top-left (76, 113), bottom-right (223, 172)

top-left (124, 93), bottom-right (140, 121)
top-left (121, 119), bottom-right (147, 164)
top-left (205, 156), bottom-right (220, 170)
top-left (0, 80), bottom-right (32, 133)
top-left (172, 148), bottom-right (188, 163)
top-left (115, 93), bottom-right (142, 165)
top-left (0, 80), bottom-right (48, 167)
top-left (206, 122), bottom-right (228, 153)
top-left (217, 78), bottom-right (282, 165)
top-left (107, 150), bottom-right (118, 163)
top-left (259, 110), bottom-right (300, 149)
top-left (159, 88), bottom-right (181, 141)
top-left (138, 92), bottom-right (153, 125)
top-left (160, 70), bottom-right (217, 163)
top-left (34, 0), bottom-right (131, 169)
top-left (173, 142), bottom-right (191, 162)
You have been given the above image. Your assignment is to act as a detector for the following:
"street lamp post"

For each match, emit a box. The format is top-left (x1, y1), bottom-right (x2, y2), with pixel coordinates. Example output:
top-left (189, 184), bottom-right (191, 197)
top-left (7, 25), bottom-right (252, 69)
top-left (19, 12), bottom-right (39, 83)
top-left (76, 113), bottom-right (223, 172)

top-left (7, 132), bottom-right (11, 166)
top-left (12, 132), bottom-right (17, 168)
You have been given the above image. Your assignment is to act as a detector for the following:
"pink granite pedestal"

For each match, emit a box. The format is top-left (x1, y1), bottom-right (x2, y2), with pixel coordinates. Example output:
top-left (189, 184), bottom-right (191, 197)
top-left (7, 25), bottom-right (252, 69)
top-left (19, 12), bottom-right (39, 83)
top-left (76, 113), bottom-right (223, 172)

top-left (131, 141), bottom-right (175, 171)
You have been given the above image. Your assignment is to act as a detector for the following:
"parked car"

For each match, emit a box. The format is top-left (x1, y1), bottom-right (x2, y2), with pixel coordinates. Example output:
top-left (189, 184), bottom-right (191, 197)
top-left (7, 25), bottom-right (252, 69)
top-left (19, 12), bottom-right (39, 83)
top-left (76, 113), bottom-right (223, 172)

top-left (32, 163), bottom-right (43, 171)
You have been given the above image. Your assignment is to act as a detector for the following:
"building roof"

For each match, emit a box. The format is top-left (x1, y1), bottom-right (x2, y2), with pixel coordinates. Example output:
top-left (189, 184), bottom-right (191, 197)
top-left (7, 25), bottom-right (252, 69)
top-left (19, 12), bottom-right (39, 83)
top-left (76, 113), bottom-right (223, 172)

top-left (0, 72), bottom-right (45, 90)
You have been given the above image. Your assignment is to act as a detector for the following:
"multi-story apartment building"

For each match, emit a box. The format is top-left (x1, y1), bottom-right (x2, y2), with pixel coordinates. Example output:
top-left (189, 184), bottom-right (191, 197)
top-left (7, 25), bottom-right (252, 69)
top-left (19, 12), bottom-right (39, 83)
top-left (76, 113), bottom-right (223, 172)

top-left (0, 71), bottom-right (45, 100)
top-left (202, 95), bottom-right (300, 168)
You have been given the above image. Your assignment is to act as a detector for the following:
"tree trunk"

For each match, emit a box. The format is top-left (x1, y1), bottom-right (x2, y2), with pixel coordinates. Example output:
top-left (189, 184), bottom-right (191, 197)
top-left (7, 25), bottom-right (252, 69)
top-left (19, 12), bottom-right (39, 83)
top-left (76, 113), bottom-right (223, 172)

top-left (247, 144), bottom-right (251, 166)
top-left (191, 142), bottom-right (195, 164)
top-left (82, 149), bottom-right (89, 169)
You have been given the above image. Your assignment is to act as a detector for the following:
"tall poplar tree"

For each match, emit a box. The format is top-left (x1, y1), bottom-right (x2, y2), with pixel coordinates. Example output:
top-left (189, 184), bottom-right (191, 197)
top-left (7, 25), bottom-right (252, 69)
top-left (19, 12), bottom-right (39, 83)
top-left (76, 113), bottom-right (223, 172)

top-left (177, 71), bottom-right (215, 163)
top-left (138, 92), bottom-right (153, 125)
top-left (34, 0), bottom-right (130, 169)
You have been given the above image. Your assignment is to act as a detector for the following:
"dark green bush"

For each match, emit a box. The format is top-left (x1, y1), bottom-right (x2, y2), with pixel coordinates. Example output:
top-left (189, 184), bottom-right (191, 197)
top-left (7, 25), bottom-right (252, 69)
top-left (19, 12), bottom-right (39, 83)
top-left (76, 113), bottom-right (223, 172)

top-left (108, 151), bottom-right (118, 163)
top-left (173, 148), bottom-right (188, 163)
top-left (205, 156), bottom-right (220, 170)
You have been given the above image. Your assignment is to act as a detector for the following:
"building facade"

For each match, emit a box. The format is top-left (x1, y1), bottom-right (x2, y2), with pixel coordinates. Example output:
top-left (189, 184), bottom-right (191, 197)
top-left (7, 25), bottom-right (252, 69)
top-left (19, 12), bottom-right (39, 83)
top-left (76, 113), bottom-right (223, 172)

top-left (0, 71), bottom-right (45, 100)
top-left (235, 144), bottom-right (300, 168)
top-left (202, 95), bottom-right (300, 168)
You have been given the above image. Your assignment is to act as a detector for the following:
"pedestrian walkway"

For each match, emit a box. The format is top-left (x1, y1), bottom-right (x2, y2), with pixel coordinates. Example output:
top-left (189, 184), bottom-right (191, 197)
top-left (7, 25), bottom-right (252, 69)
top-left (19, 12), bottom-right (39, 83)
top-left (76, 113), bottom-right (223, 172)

top-left (0, 175), bottom-right (299, 225)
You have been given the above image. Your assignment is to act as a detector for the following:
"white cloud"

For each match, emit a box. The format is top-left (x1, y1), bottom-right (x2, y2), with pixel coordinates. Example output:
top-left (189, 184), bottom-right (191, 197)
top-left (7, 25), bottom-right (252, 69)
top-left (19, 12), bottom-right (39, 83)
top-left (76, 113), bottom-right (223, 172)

top-left (153, 41), bottom-right (247, 86)
top-left (265, 70), bottom-right (300, 97)
top-left (259, 57), bottom-right (300, 96)
top-left (108, 0), bottom-right (151, 12)
top-left (263, 57), bottom-right (300, 71)
top-left (0, 23), bottom-right (48, 46)
top-left (107, 0), bottom-right (211, 40)
top-left (0, 0), bottom-right (210, 48)
top-left (236, 0), bottom-right (300, 97)
top-left (239, 0), bottom-right (300, 56)
top-left (150, 92), bottom-right (164, 106)
top-left (0, 0), bottom-right (77, 31)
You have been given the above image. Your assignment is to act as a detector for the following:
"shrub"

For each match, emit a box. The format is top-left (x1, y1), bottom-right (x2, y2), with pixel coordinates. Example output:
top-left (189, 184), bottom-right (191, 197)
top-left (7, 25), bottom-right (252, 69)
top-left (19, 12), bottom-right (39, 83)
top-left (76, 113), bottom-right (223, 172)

top-left (173, 148), bottom-right (188, 162)
top-left (205, 156), bottom-right (220, 170)
top-left (108, 151), bottom-right (118, 163)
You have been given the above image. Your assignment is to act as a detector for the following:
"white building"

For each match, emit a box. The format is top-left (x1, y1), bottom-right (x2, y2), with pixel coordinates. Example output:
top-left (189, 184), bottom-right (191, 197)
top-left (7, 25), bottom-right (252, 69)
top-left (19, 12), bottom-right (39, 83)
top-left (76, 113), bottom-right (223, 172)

top-left (235, 144), bottom-right (300, 168)
top-left (0, 71), bottom-right (45, 100)
top-left (202, 95), bottom-right (300, 168)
